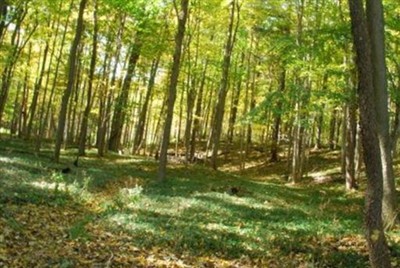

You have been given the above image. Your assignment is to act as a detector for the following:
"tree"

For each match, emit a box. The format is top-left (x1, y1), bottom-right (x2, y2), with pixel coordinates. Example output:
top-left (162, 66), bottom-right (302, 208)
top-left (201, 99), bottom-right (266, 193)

top-left (96, 13), bottom-right (126, 157)
top-left (270, 68), bottom-right (286, 162)
top-left (0, 1), bottom-right (36, 128)
top-left (348, 0), bottom-right (391, 266)
top-left (133, 57), bottom-right (160, 154)
top-left (210, 0), bottom-right (240, 170)
top-left (54, 0), bottom-right (87, 162)
top-left (78, 0), bottom-right (99, 156)
top-left (157, 0), bottom-right (189, 181)
top-left (366, 0), bottom-right (397, 229)
top-left (108, 33), bottom-right (142, 152)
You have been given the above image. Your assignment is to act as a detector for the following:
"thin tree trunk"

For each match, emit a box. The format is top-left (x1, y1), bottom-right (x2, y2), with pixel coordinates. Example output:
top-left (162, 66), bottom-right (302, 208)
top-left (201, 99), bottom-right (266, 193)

top-left (0, 0), bottom-right (8, 43)
top-left (158, 0), bottom-right (189, 181)
top-left (0, 4), bottom-right (35, 127)
top-left (329, 109), bottom-right (337, 150)
top-left (270, 68), bottom-right (286, 162)
top-left (291, 102), bottom-right (303, 183)
top-left (108, 37), bottom-right (142, 152)
top-left (315, 108), bottom-right (324, 149)
top-left (211, 0), bottom-right (240, 169)
top-left (97, 16), bottom-right (125, 156)
top-left (40, 0), bottom-right (73, 147)
top-left (10, 81), bottom-right (22, 136)
top-left (27, 41), bottom-right (50, 139)
top-left (19, 44), bottom-right (32, 138)
top-left (35, 3), bottom-right (64, 151)
top-left (345, 100), bottom-right (357, 190)
top-left (175, 82), bottom-right (185, 157)
top-left (96, 52), bottom-right (111, 157)
top-left (54, 0), bottom-right (87, 162)
top-left (133, 58), bottom-right (160, 153)
top-left (66, 57), bottom-right (83, 145)
top-left (227, 53), bottom-right (245, 144)
top-left (78, 0), bottom-right (98, 156)
top-left (190, 60), bottom-right (208, 161)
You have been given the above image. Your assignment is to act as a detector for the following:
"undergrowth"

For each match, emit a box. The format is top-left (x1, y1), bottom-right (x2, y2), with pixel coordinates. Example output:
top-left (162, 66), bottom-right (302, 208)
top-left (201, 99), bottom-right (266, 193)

top-left (0, 138), bottom-right (399, 267)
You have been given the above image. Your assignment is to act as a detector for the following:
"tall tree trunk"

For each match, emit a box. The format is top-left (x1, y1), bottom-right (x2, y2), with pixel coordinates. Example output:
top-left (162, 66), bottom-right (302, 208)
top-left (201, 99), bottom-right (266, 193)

top-left (246, 79), bottom-right (256, 155)
top-left (291, 101), bottom-right (303, 183)
top-left (0, 4), bottom-right (35, 127)
top-left (315, 75), bottom-right (328, 149)
top-left (18, 44), bottom-right (32, 138)
top-left (27, 41), bottom-right (50, 139)
top-left (97, 15), bottom-right (125, 156)
top-left (270, 68), bottom-right (286, 162)
top-left (78, 0), bottom-right (98, 156)
top-left (96, 52), bottom-right (111, 157)
top-left (133, 57), bottom-right (160, 153)
top-left (366, 0), bottom-right (397, 229)
top-left (0, 0), bottom-right (8, 42)
top-left (211, 0), bottom-right (240, 170)
top-left (35, 1), bottom-right (65, 151)
top-left (66, 52), bottom-right (83, 145)
top-left (184, 20), bottom-right (201, 163)
top-left (227, 53), bottom-right (245, 143)
top-left (190, 60), bottom-right (208, 161)
top-left (348, 0), bottom-right (391, 266)
top-left (54, 0), bottom-right (87, 162)
top-left (345, 99), bottom-right (358, 190)
top-left (40, 0), bottom-right (73, 146)
top-left (10, 81), bottom-right (22, 136)
top-left (108, 37), bottom-right (142, 152)
top-left (329, 109), bottom-right (337, 150)
top-left (157, 0), bottom-right (189, 181)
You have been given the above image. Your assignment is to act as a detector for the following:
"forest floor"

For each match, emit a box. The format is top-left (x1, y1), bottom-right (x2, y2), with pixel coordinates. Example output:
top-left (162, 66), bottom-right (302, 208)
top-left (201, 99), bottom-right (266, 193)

top-left (0, 138), bottom-right (400, 267)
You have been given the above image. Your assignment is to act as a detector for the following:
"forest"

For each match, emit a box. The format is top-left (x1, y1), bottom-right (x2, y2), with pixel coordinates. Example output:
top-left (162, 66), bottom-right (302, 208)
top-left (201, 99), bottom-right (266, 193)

top-left (0, 0), bottom-right (399, 267)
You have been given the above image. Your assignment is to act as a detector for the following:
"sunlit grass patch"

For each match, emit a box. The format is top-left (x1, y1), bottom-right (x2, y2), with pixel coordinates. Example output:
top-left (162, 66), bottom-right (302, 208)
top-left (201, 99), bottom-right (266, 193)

top-left (0, 140), bottom-right (381, 267)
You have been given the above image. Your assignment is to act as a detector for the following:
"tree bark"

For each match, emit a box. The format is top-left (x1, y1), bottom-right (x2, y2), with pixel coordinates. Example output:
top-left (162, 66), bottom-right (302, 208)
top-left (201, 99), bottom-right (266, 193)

top-left (133, 57), bottom-right (160, 154)
top-left (0, 4), bottom-right (34, 127)
top-left (348, 0), bottom-right (392, 266)
top-left (54, 0), bottom-right (87, 162)
top-left (345, 99), bottom-right (358, 190)
top-left (27, 41), bottom-right (50, 139)
top-left (157, 0), bottom-right (189, 181)
top-left (78, 0), bottom-right (98, 156)
top-left (227, 53), bottom-right (245, 144)
top-left (270, 68), bottom-right (286, 162)
top-left (329, 109), bottom-right (337, 150)
top-left (211, 0), bottom-right (240, 169)
top-left (190, 60), bottom-right (208, 161)
top-left (0, 0), bottom-right (8, 42)
top-left (108, 37), bottom-right (142, 152)
top-left (366, 0), bottom-right (397, 229)
top-left (97, 15), bottom-right (125, 156)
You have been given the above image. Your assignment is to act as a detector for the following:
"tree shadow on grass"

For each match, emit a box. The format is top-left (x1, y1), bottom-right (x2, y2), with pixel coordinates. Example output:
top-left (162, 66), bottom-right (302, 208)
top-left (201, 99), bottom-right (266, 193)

top-left (101, 189), bottom-right (369, 267)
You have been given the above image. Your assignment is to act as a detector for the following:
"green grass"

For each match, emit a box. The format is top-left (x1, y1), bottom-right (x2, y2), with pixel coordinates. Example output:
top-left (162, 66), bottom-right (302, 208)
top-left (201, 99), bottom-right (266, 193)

top-left (1, 138), bottom-right (399, 267)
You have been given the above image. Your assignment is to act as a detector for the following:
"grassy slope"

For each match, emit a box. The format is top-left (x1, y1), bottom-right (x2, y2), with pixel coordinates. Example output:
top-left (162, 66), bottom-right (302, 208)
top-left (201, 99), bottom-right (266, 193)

top-left (0, 138), bottom-right (399, 267)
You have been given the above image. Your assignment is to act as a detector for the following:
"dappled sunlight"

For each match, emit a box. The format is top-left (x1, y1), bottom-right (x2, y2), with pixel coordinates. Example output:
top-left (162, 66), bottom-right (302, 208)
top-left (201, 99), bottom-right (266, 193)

top-left (309, 167), bottom-right (341, 178)
top-left (106, 213), bottom-right (157, 233)
top-left (0, 156), bottom-right (16, 163)
top-left (31, 180), bottom-right (66, 191)
top-left (0, 139), bottom-right (391, 267)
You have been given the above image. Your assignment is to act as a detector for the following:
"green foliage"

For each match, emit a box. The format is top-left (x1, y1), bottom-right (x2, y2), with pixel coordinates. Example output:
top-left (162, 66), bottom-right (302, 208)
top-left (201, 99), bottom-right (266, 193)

top-left (110, 185), bottom-right (144, 210)
top-left (3, 142), bottom-right (400, 266)
top-left (68, 216), bottom-right (93, 241)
